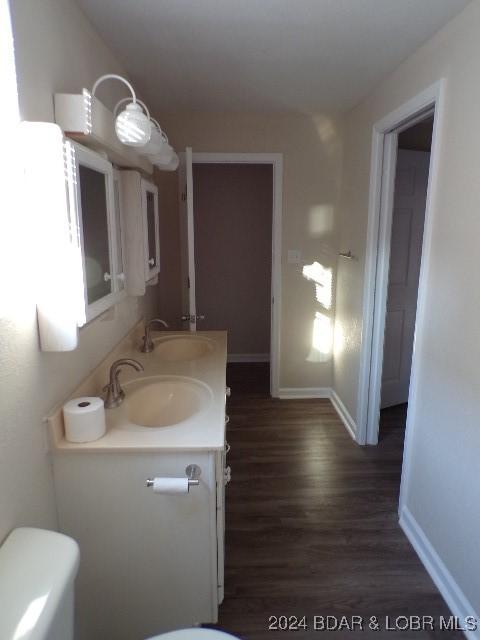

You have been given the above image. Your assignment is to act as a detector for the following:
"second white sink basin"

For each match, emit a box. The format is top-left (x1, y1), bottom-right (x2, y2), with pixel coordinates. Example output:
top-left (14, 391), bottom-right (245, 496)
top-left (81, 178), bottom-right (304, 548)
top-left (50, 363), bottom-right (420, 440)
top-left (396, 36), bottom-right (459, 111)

top-left (153, 335), bottom-right (215, 361)
top-left (121, 376), bottom-right (213, 428)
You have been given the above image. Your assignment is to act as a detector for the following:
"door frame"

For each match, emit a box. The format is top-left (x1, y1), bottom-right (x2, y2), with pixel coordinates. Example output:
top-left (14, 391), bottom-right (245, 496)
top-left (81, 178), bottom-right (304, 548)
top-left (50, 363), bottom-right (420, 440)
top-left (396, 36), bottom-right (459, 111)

top-left (188, 152), bottom-right (283, 398)
top-left (356, 80), bottom-right (445, 451)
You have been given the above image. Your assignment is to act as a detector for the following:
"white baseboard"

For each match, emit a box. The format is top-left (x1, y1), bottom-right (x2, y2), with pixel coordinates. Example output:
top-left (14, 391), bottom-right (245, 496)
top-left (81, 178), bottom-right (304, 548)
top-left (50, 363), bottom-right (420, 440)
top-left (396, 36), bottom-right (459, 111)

top-left (400, 507), bottom-right (479, 639)
top-left (276, 387), bottom-right (357, 442)
top-left (330, 389), bottom-right (357, 441)
top-left (278, 387), bottom-right (330, 399)
top-left (227, 353), bottom-right (270, 363)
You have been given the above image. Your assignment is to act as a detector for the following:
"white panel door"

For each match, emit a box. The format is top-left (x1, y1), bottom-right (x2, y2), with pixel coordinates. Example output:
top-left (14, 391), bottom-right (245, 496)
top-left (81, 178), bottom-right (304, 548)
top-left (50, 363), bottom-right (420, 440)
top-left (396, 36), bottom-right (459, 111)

top-left (381, 150), bottom-right (430, 408)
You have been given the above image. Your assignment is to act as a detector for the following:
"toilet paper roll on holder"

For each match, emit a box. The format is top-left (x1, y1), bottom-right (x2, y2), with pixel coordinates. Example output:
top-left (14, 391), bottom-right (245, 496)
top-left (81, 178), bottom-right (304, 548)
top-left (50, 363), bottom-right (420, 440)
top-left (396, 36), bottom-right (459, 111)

top-left (145, 464), bottom-right (201, 489)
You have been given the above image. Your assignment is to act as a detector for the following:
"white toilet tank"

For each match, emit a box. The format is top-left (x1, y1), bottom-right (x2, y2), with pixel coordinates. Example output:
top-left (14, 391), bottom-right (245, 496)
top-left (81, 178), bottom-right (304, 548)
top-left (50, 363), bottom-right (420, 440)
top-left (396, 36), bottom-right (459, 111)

top-left (0, 527), bottom-right (79, 640)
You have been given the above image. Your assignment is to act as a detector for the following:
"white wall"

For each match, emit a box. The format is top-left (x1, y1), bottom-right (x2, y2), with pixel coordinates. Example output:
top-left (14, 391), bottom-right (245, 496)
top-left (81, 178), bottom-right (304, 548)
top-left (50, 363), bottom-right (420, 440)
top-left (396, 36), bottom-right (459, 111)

top-left (0, 0), bottom-right (158, 543)
top-left (156, 111), bottom-right (344, 390)
top-left (334, 0), bottom-right (480, 614)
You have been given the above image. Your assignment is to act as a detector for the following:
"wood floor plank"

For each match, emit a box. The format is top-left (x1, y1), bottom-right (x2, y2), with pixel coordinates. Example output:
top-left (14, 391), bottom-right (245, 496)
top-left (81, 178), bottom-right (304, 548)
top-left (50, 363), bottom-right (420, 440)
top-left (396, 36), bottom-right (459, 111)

top-left (207, 364), bottom-right (460, 639)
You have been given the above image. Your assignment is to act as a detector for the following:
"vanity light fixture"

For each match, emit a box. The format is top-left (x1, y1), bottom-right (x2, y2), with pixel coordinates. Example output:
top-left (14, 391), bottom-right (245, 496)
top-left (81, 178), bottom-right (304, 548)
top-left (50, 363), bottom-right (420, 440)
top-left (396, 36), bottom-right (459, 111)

top-left (91, 74), bottom-right (151, 147)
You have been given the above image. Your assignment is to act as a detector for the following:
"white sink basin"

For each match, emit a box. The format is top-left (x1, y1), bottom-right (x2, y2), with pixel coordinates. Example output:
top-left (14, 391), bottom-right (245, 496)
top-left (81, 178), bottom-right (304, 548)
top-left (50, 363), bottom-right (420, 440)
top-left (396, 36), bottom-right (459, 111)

top-left (121, 376), bottom-right (213, 428)
top-left (153, 336), bottom-right (214, 361)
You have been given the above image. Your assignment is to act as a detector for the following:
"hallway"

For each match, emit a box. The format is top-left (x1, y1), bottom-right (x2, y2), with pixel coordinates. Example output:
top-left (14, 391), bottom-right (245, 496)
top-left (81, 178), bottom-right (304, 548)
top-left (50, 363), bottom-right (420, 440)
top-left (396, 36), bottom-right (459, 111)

top-left (212, 364), bottom-right (459, 639)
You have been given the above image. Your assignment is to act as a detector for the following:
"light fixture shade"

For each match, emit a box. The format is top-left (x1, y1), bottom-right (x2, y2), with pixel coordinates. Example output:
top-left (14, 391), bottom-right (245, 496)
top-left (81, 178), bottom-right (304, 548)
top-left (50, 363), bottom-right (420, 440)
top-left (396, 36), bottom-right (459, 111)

top-left (148, 142), bottom-right (174, 167)
top-left (159, 152), bottom-right (179, 172)
top-left (142, 125), bottom-right (165, 155)
top-left (115, 102), bottom-right (151, 147)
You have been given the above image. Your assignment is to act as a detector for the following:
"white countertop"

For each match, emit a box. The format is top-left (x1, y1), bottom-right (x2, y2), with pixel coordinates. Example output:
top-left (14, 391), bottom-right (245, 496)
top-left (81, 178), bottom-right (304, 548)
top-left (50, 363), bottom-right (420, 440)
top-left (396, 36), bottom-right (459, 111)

top-left (48, 329), bottom-right (228, 452)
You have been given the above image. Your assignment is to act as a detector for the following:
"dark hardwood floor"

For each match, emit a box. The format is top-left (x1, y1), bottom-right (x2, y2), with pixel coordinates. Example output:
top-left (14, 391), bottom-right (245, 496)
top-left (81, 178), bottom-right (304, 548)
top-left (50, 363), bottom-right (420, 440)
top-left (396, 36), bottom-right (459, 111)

top-left (379, 403), bottom-right (408, 439)
top-left (209, 364), bottom-right (459, 639)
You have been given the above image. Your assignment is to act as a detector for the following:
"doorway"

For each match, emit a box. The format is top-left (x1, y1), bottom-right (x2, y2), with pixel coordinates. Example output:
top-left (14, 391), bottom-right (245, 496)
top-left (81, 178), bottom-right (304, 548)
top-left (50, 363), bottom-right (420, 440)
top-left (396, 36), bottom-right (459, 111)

top-left (193, 163), bottom-right (273, 361)
top-left (356, 80), bottom-right (444, 450)
top-left (178, 151), bottom-right (283, 397)
top-left (379, 117), bottom-right (433, 439)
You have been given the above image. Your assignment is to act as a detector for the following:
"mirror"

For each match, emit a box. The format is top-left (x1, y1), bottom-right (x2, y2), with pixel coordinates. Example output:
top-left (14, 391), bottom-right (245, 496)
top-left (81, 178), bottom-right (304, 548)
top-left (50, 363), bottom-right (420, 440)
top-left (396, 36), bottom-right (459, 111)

top-left (78, 165), bottom-right (112, 304)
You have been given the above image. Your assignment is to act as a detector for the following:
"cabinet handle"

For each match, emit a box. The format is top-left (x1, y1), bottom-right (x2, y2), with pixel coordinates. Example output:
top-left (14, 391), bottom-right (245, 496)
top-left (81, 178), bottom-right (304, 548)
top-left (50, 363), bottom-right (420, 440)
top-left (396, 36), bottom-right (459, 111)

top-left (226, 386), bottom-right (231, 398)
top-left (225, 442), bottom-right (231, 454)
top-left (103, 272), bottom-right (112, 282)
top-left (148, 258), bottom-right (155, 266)
top-left (225, 415), bottom-right (230, 425)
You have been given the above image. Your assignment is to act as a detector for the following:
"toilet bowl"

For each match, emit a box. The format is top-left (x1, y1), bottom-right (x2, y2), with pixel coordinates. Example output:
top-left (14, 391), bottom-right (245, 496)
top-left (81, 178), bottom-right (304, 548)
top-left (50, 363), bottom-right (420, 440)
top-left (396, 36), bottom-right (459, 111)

top-left (148, 630), bottom-right (238, 639)
top-left (0, 527), bottom-right (240, 640)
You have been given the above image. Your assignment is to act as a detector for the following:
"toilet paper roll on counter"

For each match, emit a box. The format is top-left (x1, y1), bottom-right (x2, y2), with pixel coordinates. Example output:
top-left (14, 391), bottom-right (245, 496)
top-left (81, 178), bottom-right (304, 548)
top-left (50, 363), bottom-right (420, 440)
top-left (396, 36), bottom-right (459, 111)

top-left (63, 397), bottom-right (106, 443)
top-left (152, 478), bottom-right (190, 495)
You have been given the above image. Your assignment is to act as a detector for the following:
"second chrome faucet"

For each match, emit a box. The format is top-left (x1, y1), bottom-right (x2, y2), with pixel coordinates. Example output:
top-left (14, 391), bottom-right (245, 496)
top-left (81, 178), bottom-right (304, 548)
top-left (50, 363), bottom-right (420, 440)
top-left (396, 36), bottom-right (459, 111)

top-left (140, 318), bottom-right (169, 353)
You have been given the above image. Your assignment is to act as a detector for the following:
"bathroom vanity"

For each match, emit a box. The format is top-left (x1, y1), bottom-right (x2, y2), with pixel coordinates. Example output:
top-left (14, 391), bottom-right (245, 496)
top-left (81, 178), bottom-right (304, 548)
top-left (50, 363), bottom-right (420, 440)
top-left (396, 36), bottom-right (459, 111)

top-left (48, 325), bottom-right (228, 640)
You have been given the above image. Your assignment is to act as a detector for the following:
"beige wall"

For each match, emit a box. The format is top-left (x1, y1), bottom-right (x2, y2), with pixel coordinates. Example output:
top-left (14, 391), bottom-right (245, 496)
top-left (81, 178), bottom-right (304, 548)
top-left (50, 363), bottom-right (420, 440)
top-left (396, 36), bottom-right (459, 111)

top-left (193, 163), bottom-right (272, 355)
top-left (156, 111), bottom-right (344, 389)
top-left (334, 0), bottom-right (480, 612)
top-left (0, 0), bottom-right (158, 543)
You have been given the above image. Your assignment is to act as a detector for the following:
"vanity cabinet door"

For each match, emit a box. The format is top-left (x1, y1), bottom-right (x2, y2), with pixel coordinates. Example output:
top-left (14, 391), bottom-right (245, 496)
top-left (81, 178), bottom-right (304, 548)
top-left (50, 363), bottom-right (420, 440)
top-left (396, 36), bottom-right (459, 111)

top-left (73, 144), bottom-right (125, 322)
top-left (53, 451), bottom-right (218, 640)
top-left (141, 179), bottom-right (160, 280)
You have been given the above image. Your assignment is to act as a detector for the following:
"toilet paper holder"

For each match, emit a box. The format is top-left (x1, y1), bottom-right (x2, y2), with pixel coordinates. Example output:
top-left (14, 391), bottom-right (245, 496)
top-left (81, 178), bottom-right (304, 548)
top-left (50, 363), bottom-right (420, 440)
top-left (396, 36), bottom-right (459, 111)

top-left (145, 464), bottom-right (201, 489)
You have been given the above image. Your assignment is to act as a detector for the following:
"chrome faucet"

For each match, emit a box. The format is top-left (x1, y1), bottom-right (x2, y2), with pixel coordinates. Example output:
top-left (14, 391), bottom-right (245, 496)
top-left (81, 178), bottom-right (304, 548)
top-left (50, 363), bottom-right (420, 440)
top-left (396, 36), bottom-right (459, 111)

top-left (140, 318), bottom-right (169, 353)
top-left (103, 358), bottom-right (144, 409)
